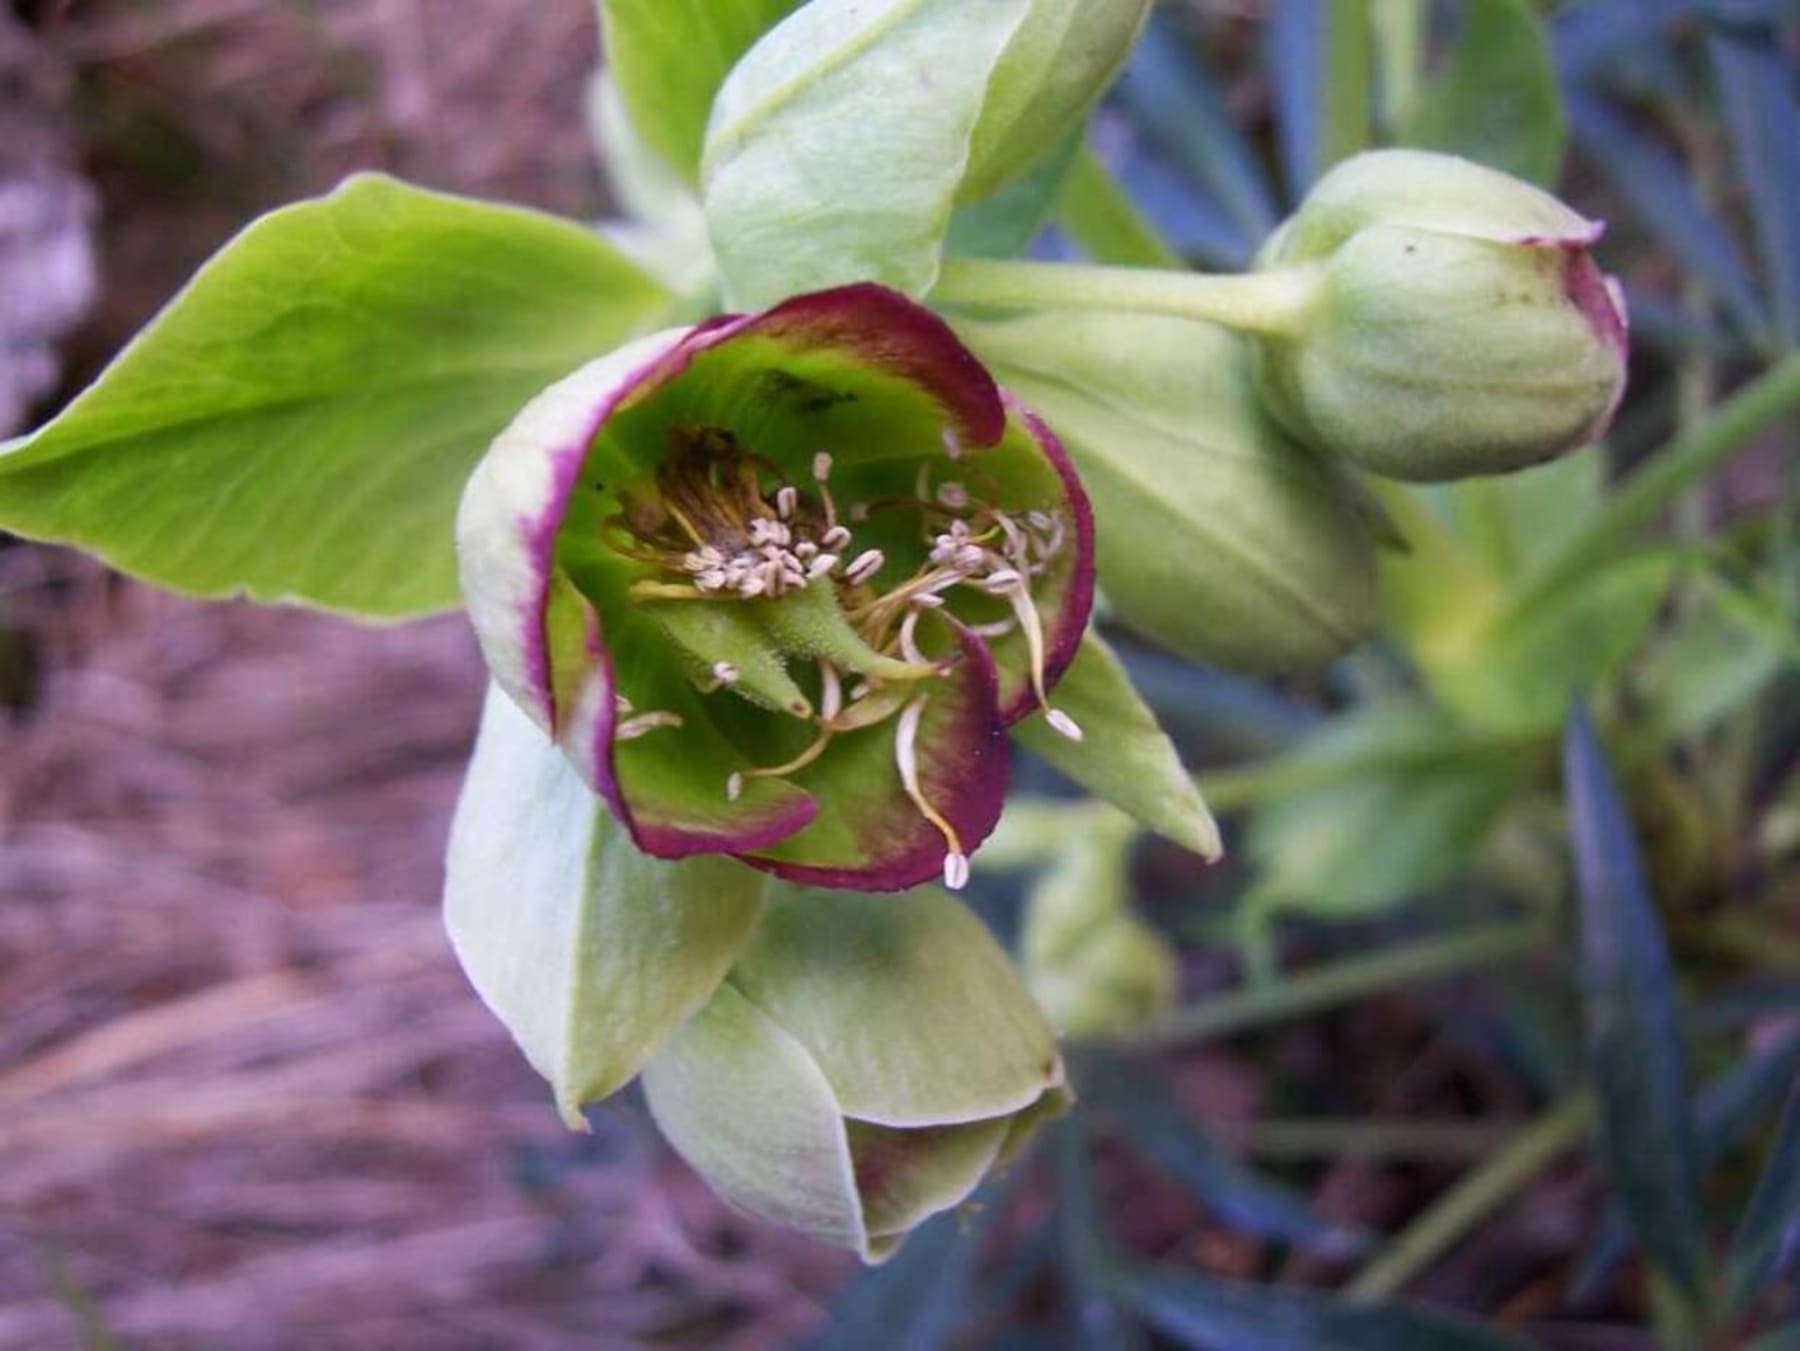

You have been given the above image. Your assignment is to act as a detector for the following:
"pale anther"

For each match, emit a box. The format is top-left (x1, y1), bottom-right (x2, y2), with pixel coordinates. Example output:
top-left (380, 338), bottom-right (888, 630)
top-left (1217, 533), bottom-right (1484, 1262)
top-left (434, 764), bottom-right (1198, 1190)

top-left (726, 772), bottom-right (744, 802)
top-left (712, 661), bottom-right (740, 686)
top-left (1045, 709), bottom-right (1084, 742)
top-left (618, 711), bottom-right (684, 741)
top-left (776, 485), bottom-right (798, 520)
top-left (845, 550), bottom-right (886, 584)
top-left (943, 852), bottom-right (971, 890)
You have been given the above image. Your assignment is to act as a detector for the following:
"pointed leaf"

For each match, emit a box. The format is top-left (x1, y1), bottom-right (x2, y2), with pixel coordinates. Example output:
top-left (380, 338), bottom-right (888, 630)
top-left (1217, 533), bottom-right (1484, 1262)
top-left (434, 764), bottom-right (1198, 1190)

top-left (1011, 632), bottom-right (1221, 859)
top-left (1105, 1264), bottom-right (1531, 1350)
top-left (1563, 707), bottom-right (1710, 1306)
top-left (703, 0), bottom-right (1031, 309)
top-left (599, 0), bottom-right (800, 185)
top-left (1726, 1081), bottom-right (1800, 1309)
top-left (445, 685), bottom-right (768, 1126)
top-left (0, 174), bottom-right (669, 619)
top-left (1402, 0), bottom-right (1566, 186)
top-left (1708, 21), bottom-right (1800, 347)
top-left (1267, 0), bottom-right (1375, 198)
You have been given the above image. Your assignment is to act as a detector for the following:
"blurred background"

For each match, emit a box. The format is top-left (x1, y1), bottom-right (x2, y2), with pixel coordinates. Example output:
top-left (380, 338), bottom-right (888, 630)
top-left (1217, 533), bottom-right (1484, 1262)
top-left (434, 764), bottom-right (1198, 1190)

top-left (4, 1), bottom-right (1799, 1348)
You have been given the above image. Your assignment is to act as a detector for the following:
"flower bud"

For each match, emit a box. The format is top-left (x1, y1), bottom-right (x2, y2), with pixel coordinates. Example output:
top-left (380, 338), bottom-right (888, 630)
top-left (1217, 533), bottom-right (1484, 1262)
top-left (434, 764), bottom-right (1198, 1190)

top-left (1251, 150), bottom-right (1629, 482)
top-left (964, 310), bottom-right (1380, 674)
top-left (642, 885), bottom-right (1071, 1261)
top-left (960, 0), bottom-right (1153, 202)
top-left (1019, 806), bottom-right (1177, 1039)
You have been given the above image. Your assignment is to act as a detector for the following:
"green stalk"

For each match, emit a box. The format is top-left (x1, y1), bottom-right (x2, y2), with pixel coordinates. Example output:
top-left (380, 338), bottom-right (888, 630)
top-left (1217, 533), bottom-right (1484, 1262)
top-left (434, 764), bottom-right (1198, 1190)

top-left (1345, 1094), bottom-right (1595, 1300)
top-left (1510, 353), bottom-right (1800, 620)
top-left (931, 257), bottom-right (1322, 337)
top-left (1117, 920), bottom-right (1544, 1051)
top-left (1055, 145), bottom-right (1184, 269)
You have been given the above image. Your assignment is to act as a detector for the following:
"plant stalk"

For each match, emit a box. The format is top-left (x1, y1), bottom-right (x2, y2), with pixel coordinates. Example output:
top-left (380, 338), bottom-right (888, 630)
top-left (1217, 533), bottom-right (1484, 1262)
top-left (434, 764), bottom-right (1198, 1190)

top-left (1345, 1094), bottom-right (1596, 1301)
top-left (931, 257), bottom-right (1321, 337)
top-left (1117, 920), bottom-right (1545, 1051)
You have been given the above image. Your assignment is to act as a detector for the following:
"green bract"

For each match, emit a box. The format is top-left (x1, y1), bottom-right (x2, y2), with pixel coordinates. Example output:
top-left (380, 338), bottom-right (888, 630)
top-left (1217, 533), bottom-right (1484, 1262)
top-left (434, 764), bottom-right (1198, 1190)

top-left (446, 686), bottom-right (768, 1127)
top-left (642, 884), bottom-right (1071, 1262)
top-left (959, 0), bottom-right (1154, 202)
top-left (702, 0), bottom-right (1032, 309)
top-left (964, 310), bottom-right (1380, 674)
top-left (1251, 150), bottom-right (1629, 482)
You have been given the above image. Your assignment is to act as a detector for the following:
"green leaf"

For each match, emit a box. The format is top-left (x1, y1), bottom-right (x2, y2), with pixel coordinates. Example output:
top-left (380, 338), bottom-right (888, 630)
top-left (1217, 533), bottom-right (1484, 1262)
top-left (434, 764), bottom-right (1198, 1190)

top-left (444, 685), bottom-right (766, 1127)
top-left (599, 0), bottom-right (799, 185)
top-left (1402, 0), bottom-right (1566, 187)
top-left (1011, 632), bottom-right (1221, 859)
top-left (0, 174), bottom-right (669, 619)
top-left (1563, 707), bottom-right (1711, 1309)
top-left (1726, 1081), bottom-right (1800, 1310)
top-left (964, 311), bottom-right (1378, 674)
top-left (1425, 551), bottom-right (1677, 736)
top-left (702, 0), bottom-right (1031, 310)
top-left (1245, 703), bottom-right (1528, 922)
top-left (585, 74), bottom-right (716, 294)
top-left (1105, 1263), bottom-right (1530, 1350)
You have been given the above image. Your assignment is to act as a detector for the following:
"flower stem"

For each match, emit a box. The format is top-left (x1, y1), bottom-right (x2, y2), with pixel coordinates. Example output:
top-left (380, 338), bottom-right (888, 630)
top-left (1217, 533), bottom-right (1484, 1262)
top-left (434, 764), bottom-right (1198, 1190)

top-left (1116, 919), bottom-right (1545, 1051)
top-left (1344, 1094), bottom-right (1595, 1301)
top-left (930, 257), bottom-right (1322, 337)
top-left (1510, 352), bottom-right (1800, 620)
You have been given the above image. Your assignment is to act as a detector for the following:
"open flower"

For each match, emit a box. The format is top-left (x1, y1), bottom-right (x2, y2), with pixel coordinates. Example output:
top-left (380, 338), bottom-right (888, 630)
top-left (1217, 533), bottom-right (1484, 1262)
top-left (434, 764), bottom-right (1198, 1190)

top-left (457, 284), bottom-right (1093, 893)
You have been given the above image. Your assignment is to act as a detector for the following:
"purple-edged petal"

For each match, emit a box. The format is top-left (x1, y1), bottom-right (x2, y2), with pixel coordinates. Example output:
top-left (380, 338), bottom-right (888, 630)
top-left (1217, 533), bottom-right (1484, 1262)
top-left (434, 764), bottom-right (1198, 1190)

top-left (457, 329), bottom-right (692, 734)
top-left (991, 396), bottom-right (1095, 727)
top-left (1564, 255), bottom-right (1631, 442)
top-left (742, 623), bottom-right (1009, 893)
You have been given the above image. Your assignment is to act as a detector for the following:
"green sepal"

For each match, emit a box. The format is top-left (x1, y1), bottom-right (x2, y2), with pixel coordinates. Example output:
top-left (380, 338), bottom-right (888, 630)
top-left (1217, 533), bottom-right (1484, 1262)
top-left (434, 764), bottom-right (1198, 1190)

top-left (1010, 632), bottom-right (1221, 859)
top-left (444, 685), bottom-right (767, 1127)
top-left (598, 0), bottom-right (800, 186)
top-left (965, 310), bottom-right (1378, 674)
top-left (702, 0), bottom-right (1031, 309)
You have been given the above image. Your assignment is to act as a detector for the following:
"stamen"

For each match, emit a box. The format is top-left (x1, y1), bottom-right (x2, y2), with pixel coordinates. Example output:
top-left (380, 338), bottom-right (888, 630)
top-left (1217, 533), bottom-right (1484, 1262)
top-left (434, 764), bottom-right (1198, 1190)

top-left (813, 452), bottom-right (838, 529)
top-left (819, 661), bottom-right (843, 723)
top-left (941, 426), bottom-right (965, 460)
top-left (727, 772), bottom-right (744, 802)
top-left (844, 550), bottom-right (886, 585)
top-left (943, 852), bottom-right (970, 890)
top-left (821, 525), bottom-right (852, 551)
top-left (990, 574), bottom-right (1083, 742)
top-left (807, 553), bottom-right (840, 580)
top-left (776, 485), bottom-right (798, 520)
top-left (980, 568), bottom-right (1024, 595)
top-left (617, 711), bottom-right (684, 741)
top-left (895, 695), bottom-right (967, 888)
top-left (937, 481), bottom-right (970, 509)
top-left (712, 661), bottom-right (740, 686)
top-left (898, 608), bottom-right (929, 665)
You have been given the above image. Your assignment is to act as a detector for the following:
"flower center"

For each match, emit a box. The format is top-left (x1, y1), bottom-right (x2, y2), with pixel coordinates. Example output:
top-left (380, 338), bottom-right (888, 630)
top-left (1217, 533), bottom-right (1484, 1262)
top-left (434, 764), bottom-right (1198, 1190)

top-left (604, 427), bottom-right (1079, 887)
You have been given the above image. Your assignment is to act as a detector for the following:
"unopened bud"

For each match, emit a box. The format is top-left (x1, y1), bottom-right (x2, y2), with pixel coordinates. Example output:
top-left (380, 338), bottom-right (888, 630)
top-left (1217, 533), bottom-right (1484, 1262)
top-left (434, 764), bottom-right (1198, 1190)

top-left (1251, 150), bottom-right (1628, 482)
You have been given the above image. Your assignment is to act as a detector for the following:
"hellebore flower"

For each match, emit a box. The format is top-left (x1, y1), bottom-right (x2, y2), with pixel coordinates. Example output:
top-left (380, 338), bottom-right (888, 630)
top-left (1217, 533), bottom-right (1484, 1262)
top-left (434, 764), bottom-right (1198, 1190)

top-left (1250, 149), bottom-right (1630, 482)
top-left (641, 883), bottom-right (1072, 1262)
top-left (457, 284), bottom-right (1094, 893)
